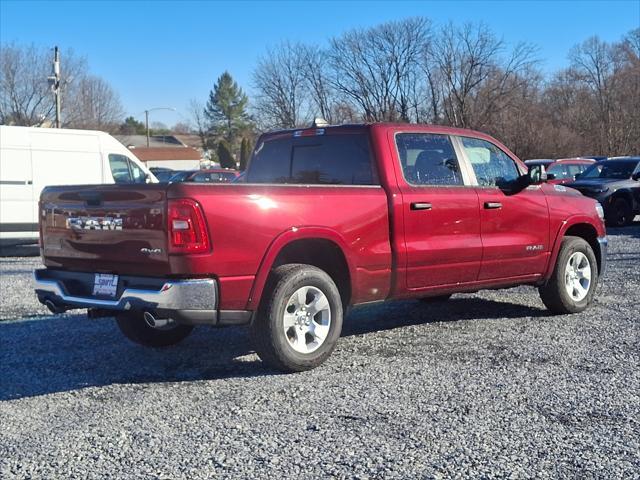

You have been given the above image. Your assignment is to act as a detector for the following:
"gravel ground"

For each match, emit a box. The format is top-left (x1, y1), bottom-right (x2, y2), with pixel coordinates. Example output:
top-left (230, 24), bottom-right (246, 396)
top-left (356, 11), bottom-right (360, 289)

top-left (1, 226), bottom-right (639, 479)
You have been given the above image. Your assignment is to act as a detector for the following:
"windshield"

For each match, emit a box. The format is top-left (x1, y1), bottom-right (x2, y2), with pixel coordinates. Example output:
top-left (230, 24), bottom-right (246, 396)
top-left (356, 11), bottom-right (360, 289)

top-left (580, 161), bottom-right (637, 180)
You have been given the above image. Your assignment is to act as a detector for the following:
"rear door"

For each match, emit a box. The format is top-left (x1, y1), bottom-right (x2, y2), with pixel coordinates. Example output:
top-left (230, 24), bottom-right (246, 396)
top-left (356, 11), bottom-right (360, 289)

top-left (393, 132), bottom-right (482, 289)
top-left (456, 136), bottom-right (550, 280)
top-left (40, 185), bottom-right (170, 275)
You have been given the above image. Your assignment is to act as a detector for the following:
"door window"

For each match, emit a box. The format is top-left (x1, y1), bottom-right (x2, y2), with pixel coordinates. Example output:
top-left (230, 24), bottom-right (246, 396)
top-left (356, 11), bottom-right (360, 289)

top-left (109, 154), bottom-right (132, 183)
top-left (395, 133), bottom-right (463, 186)
top-left (128, 159), bottom-right (146, 183)
top-left (460, 137), bottom-right (520, 187)
top-left (109, 155), bottom-right (146, 184)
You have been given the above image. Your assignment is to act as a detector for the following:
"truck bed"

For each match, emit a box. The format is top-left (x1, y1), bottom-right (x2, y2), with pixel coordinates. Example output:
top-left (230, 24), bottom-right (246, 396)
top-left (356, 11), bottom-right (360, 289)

top-left (40, 182), bottom-right (392, 310)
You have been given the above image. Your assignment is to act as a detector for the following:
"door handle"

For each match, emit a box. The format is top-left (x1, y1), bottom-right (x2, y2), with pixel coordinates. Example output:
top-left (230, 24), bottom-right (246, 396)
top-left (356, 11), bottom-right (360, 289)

top-left (410, 202), bottom-right (432, 211)
top-left (484, 202), bottom-right (502, 209)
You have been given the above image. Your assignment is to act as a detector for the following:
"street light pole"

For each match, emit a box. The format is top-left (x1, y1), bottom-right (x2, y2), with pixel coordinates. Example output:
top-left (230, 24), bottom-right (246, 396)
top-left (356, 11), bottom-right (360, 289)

top-left (143, 107), bottom-right (175, 147)
top-left (145, 110), bottom-right (150, 147)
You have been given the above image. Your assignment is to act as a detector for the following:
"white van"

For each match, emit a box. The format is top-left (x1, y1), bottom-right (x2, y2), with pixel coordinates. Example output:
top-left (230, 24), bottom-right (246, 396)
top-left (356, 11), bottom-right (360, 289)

top-left (0, 126), bottom-right (156, 245)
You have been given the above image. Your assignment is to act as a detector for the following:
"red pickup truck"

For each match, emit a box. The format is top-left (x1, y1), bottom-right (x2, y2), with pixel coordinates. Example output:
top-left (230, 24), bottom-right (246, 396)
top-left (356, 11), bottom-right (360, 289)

top-left (35, 123), bottom-right (607, 372)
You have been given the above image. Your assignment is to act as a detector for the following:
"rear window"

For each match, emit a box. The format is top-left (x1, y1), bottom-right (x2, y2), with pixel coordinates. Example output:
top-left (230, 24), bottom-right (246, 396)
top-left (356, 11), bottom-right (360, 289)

top-left (246, 133), bottom-right (377, 185)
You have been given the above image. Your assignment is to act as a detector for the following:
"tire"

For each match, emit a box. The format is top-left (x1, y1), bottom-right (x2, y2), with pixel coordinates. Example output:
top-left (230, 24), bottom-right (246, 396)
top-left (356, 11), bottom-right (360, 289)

top-left (538, 236), bottom-right (598, 314)
top-left (606, 197), bottom-right (633, 227)
top-left (420, 294), bottom-right (452, 303)
top-left (115, 312), bottom-right (194, 347)
top-left (250, 264), bottom-right (343, 372)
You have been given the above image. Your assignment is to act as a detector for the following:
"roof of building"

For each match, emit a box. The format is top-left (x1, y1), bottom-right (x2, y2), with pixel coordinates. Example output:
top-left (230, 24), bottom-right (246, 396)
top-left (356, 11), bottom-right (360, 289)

top-left (115, 134), bottom-right (185, 149)
top-left (131, 147), bottom-right (202, 162)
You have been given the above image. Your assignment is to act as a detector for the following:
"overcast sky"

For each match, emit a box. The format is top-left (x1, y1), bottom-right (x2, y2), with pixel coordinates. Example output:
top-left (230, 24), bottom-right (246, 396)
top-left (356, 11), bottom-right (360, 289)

top-left (1, 0), bottom-right (638, 126)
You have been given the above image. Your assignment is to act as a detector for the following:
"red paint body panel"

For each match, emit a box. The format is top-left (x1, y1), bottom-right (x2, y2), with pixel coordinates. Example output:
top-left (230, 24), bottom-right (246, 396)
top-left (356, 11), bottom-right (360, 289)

top-left (40, 123), bottom-right (606, 313)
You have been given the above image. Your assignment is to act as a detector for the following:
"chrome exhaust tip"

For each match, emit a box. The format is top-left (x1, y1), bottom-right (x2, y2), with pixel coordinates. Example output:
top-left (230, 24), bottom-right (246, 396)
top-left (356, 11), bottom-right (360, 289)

top-left (143, 311), bottom-right (172, 329)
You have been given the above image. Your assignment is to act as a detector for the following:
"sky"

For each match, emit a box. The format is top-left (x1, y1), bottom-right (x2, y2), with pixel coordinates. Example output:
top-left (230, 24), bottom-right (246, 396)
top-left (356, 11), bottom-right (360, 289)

top-left (1, 0), bottom-right (639, 126)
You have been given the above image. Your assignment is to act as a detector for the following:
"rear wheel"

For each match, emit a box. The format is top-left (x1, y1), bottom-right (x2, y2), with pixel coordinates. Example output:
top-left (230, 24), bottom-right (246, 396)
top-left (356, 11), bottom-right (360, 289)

top-left (606, 198), bottom-right (633, 227)
top-left (250, 264), bottom-right (343, 372)
top-left (115, 312), bottom-right (193, 347)
top-left (539, 236), bottom-right (598, 314)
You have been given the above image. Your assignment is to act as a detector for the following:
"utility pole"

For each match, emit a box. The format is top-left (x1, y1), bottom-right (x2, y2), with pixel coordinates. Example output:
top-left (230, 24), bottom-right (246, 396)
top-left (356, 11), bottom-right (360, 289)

top-left (145, 110), bottom-right (150, 147)
top-left (48, 46), bottom-right (61, 128)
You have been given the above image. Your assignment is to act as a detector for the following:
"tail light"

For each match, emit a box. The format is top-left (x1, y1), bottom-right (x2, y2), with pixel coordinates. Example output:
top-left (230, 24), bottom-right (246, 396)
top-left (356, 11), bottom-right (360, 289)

top-left (168, 199), bottom-right (210, 254)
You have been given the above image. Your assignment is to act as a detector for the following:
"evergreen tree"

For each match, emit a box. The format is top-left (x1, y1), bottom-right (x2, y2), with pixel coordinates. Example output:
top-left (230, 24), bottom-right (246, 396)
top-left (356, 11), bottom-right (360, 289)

top-left (217, 140), bottom-right (236, 169)
top-left (239, 138), bottom-right (251, 171)
top-left (205, 71), bottom-right (250, 147)
top-left (119, 116), bottom-right (146, 135)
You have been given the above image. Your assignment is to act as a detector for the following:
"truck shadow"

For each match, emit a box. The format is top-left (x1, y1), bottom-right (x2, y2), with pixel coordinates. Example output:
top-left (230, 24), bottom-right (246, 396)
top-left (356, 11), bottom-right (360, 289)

top-left (0, 297), bottom-right (548, 400)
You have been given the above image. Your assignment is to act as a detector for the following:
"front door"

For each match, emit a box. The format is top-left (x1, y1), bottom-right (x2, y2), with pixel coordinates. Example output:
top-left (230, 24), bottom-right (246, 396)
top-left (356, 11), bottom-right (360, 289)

top-left (394, 132), bottom-right (482, 289)
top-left (456, 136), bottom-right (550, 280)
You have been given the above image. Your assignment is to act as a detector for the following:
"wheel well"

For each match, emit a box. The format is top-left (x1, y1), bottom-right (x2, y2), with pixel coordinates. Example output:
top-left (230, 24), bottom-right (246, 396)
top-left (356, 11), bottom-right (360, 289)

top-left (565, 223), bottom-right (601, 273)
top-left (272, 239), bottom-right (351, 306)
top-left (609, 190), bottom-right (634, 208)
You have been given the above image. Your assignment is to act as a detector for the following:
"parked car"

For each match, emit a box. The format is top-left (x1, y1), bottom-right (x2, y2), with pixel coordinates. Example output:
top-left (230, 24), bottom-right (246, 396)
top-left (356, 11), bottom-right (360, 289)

top-left (35, 123), bottom-right (607, 372)
top-left (0, 126), bottom-right (154, 246)
top-left (545, 158), bottom-right (595, 185)
top-left (149, 167), bottom-right (175, 183)
top-left (567, 157), bottom-right (640, 226)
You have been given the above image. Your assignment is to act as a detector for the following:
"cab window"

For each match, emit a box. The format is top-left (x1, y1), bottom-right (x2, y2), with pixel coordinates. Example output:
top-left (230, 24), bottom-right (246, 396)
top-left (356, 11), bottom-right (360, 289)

top-left (247, 132), bottom-right (377, 185)
top-left (460, 137), bottom-right (520, 187)
top-left (395, 133), bottom-right (463, 186)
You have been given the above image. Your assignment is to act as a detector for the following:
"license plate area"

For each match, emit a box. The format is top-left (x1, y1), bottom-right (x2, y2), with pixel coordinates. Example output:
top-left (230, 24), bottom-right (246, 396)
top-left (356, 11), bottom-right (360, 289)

top-left (93, 274), bottom-right (119, 298)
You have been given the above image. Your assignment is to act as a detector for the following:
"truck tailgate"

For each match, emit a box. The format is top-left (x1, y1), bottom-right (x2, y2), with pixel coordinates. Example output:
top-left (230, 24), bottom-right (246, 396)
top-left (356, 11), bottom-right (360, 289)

top-left (40, 184), bottom-right (170, 276)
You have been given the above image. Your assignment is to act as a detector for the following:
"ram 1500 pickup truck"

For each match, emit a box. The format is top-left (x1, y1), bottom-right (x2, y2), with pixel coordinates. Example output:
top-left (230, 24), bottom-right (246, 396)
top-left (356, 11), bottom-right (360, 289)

top-left (35, 123), bottom-right (608, 372)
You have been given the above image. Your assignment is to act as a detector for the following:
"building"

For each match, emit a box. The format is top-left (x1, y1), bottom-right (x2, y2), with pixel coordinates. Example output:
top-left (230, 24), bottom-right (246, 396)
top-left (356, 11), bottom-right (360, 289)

top-left (129, 146), bottom-right (203, 170)
top-left (114, 134), bottom-right (205, 170)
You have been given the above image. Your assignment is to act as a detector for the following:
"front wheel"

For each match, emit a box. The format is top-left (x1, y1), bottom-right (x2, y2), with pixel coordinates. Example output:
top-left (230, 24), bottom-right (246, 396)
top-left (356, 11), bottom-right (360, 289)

top-left (250, 264), bottom-right (343, 372)
top-left (538, 236), bottom-right (598, 314)
top-left (606, 198), bottom-right (633, 227)
top-left (115, 312), bottom-right (194, 347)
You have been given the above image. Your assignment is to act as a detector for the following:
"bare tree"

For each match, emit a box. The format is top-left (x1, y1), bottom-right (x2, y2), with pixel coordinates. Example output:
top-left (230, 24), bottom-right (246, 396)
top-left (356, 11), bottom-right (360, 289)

top-left (63, 75), bottom-right (123, 131)
top-left (253, 41), bottom-right (309, 129)
top-left (0, 43), bottom-right (123, 130)
top-left (300, 45), bottom-right (336, 123)
top-left (429, 22), bottom-right (537, 129)
top-left (328, 18), bottom-right (431, 122)
top-left (187, 98), bottom-right (210, 152)
top-left (0, 43), bottom-right (85, 126)
top-left (566, 33), bottom-right (639, 154)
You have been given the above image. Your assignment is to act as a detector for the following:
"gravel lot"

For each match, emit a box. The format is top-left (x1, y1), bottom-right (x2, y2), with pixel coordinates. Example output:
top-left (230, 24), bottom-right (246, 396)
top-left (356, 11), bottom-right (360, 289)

top-left (1, 226), bottom-right (639, 479)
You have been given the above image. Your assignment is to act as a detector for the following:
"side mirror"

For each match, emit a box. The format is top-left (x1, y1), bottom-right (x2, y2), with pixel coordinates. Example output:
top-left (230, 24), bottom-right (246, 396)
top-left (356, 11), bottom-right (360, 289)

top-left (546, 173), bottom-right (556, 180)
top-left (527, 164), bottom-right (547, 184)
top-left (632, 172), bottom-right (640, 181)
top-left (574, 173), bottom-right (581, 180)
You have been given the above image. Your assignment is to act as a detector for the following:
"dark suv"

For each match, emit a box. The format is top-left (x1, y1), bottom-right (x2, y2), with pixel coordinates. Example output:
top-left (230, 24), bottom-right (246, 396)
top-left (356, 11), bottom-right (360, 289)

top-left (567, 157), bottom-right (640, 227)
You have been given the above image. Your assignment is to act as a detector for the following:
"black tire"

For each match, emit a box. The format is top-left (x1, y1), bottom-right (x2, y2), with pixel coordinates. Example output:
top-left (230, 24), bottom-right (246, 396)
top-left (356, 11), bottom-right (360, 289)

top-left (538, 236), bottom-right (598, 314)
top-left (606, 197), bottom-right (633, 227)
top-left (115, 312), bottom-right (194, 347)
top-left (420, 294), bottom-right (452, 303)
top-left (250, 264), bottom-right (343, 372)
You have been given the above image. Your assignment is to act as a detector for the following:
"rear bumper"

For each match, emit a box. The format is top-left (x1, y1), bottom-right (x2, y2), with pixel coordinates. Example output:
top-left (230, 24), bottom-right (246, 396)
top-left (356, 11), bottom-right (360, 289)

top-left (597, 235), bottom-right (608, 276)
top-left (34, 269), bottom-right (252, 326)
